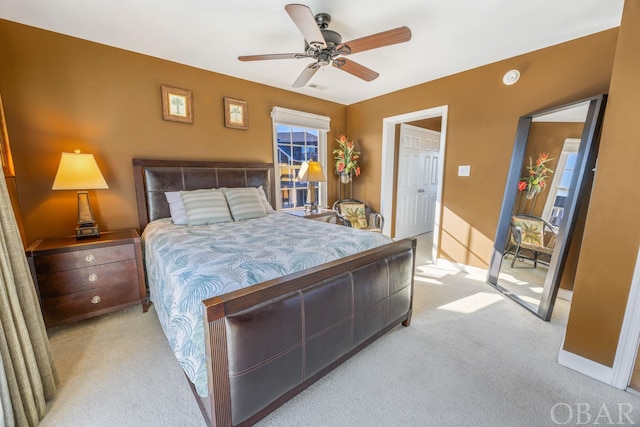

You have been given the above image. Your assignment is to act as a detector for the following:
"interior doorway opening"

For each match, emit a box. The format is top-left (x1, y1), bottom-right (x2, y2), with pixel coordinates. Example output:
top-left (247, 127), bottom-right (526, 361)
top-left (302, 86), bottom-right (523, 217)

top-left (381, 105), bottom-right (448, 264)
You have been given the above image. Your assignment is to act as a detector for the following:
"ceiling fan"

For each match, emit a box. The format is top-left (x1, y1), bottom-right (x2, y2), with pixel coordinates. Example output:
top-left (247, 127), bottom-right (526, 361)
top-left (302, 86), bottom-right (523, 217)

top-left (238, 4), bottom-right (412, 88)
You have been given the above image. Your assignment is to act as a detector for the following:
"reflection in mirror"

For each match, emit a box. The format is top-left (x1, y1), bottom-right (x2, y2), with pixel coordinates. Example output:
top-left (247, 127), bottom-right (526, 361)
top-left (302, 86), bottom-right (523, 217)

top-left (487, 95), bottom-right (607, 320)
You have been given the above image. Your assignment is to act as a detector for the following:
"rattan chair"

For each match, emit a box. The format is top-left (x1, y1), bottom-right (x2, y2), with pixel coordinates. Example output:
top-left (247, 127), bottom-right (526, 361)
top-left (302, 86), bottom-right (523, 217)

top-left (506, 214), bottom-right (558, 268)
top-left (332, 199), bottom-right (384, 232)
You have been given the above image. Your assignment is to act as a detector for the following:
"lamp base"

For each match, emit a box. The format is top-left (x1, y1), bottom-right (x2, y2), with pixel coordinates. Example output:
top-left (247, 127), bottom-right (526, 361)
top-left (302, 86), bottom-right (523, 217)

top-left (75, 190), bottom-right (100, 239)
top-left (304, 204), bottom-right (319, 214)
top-left (305, 182), bottom-right (318, 214)
top-left (76, 224), bottom-right (100, 239)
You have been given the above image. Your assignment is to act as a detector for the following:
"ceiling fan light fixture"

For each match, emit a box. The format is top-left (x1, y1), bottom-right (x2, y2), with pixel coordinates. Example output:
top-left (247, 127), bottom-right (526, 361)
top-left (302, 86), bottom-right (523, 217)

top-left (317, 51), bottom-right (331, 66)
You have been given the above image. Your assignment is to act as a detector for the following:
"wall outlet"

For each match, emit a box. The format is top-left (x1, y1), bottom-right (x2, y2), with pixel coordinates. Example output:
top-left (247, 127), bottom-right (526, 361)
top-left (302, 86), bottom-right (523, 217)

top-left (458, 165), bottom-right (471, 176)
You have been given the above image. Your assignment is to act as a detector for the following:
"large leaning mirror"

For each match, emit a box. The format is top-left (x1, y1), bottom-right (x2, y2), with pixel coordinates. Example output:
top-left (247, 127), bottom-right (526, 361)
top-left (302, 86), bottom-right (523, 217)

top-left (487, 94), bottom-right (607, 320)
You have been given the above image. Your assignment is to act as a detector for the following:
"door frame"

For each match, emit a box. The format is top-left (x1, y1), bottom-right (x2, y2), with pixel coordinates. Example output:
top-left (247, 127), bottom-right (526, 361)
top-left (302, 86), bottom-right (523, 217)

top-left (380, 105), bottom-right (448, 263)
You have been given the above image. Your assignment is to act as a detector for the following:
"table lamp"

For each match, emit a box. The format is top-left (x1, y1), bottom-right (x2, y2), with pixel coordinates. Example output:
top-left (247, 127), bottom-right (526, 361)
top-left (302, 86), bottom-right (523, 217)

top-left (297, 160), bottom-right (326, 213)
top-left (52, 149), bottom-right (109, 239)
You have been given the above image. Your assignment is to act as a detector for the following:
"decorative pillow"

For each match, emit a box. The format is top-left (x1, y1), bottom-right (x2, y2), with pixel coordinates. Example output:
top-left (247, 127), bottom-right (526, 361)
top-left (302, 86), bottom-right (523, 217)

top-left (340, 203), bottom-right (368, 229)
top-left (164, 191), bottom-right (188, 225)
top-left (222, 187), bottom-right (267, 221)
top-left (256, 185), bottom-right (275, 213)
top-left (180, 189), bottom-right (233, 226)
top-left (512, 216), bottom-right (544, 245)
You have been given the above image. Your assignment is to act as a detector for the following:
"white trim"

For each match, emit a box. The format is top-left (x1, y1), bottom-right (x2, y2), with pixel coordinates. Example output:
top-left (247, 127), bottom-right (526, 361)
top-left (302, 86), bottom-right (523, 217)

top-left (271, 106), bottom-right (330, 131)
top-left (381, 105), bottom-right (448, 264)
top-left (611, 247), bottom-right (640, 389)
top-left (558, 348), bottom-right (614, 384)
top-left (557, 288), bottom-right (573, 302)
top-left (541, 138), bottom-right (580, 223)
top-left (271, 107), bottom-right (329, 211)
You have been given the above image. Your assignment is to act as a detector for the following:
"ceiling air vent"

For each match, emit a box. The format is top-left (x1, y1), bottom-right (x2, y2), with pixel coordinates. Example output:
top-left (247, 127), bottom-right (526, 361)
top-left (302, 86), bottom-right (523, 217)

top-left (307, 83), bottom-right (327, 91)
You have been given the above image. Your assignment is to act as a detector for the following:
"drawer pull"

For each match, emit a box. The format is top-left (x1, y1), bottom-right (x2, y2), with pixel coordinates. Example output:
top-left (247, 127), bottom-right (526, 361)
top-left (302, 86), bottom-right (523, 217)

top-left (88, 273), bottom-right (98, 282)
top-left (85, 254), bottom-right (95, 262)
top-left (91, 296), bottom-right (101, 304)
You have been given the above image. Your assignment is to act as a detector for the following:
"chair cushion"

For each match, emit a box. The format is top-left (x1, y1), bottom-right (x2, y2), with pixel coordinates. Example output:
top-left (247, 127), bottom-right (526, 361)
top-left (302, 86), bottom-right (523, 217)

top-left (512, 216), bottom-right (544, 246)
top-left (340, 203), bottom-right (368, 229)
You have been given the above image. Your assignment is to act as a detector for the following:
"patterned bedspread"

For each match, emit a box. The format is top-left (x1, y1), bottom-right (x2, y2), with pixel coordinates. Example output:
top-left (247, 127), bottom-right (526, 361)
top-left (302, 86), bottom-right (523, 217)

top-left (142, 213), bottom-right (393, 397)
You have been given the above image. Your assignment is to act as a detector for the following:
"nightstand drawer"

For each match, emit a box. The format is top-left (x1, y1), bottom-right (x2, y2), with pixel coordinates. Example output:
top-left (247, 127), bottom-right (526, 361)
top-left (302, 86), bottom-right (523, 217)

top-left (25, 229), bottom-right (148, 328)
top-left (34, 244), bottom-right (135, 272)
top-left (41, 281), bottom-right (141, 327)
top-left (37, 259), bottom-right (139, 299)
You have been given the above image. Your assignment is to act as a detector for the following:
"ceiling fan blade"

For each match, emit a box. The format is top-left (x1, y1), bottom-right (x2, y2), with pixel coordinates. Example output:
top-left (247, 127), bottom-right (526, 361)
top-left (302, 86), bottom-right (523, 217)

top-left (332, 58), bottom-right (379, 82)
top-left (285, 4), bottom-right (326, 48)
top-left (238, 53), bottom-right (306, 61)
top-left (341, 26), bottom-right (411, 55)
top-left (292, 63), bottom-right (320, 88)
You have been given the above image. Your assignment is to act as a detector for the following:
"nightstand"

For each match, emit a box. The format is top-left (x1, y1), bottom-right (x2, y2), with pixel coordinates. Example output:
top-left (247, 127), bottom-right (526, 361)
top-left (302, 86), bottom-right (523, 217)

top-left (25, 229), bottom-right (148, 328)
top-left (284, 208), bottom-right (337, 224)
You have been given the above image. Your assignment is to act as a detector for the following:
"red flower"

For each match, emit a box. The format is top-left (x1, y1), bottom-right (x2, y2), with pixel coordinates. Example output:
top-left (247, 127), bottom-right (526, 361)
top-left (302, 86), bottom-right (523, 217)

top-left (518, 181), bottom-right (527, 191)
top-left (536, 152), bottom-right (550, 165)
top-left (333, 135), bottom-right (361, 177)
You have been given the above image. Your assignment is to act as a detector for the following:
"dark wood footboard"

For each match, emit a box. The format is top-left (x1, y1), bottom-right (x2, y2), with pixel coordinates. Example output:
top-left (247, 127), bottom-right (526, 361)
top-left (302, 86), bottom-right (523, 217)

top-left (200, 238), bottom-right (416, 427)
top-left (132, 158), bottom-right (417, 427)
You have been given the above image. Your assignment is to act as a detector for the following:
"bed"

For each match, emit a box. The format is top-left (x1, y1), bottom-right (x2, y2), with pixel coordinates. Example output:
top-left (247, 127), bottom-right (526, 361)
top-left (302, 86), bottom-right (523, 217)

top-left (132, 158), bottom-right (416, 427)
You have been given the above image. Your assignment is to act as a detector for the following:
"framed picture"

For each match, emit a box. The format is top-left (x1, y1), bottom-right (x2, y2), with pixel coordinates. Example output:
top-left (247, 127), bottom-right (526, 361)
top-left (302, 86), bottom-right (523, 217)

top-left (224, 97), bottom-right (248, 130)
top-left (161, 85), bottom-right (193, 123)
top-left (0, 94), bottom-right (15, 177)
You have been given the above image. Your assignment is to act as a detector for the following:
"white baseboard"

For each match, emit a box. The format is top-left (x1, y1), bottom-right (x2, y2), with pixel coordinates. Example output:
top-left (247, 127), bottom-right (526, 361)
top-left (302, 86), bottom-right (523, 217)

top-left (557, 288), bottom-right (573, 302)
top-left (558, 348), bottom-right (615, 386)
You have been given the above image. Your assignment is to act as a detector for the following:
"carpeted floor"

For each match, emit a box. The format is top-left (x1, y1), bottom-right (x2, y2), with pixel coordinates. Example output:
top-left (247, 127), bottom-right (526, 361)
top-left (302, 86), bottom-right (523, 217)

top-left (40, 238), bottom-right (640, 426)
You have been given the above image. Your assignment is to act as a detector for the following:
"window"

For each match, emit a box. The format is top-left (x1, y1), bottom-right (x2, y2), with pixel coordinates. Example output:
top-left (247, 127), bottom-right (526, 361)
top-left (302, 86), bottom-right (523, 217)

top-left (271, 107), bottom-right (330, 211)
top-left (542, 138), bottom-right (580, 226)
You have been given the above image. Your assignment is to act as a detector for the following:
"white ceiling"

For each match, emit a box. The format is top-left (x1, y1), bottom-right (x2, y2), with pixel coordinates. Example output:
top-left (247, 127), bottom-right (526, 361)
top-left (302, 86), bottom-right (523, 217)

top-left (0, 0), bottom-right (624, 105)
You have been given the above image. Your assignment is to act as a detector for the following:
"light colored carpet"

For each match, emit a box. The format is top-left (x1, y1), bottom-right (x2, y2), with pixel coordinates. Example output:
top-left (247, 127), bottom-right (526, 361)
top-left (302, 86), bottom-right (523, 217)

top-left (40, 248), bottom-right (640, 426)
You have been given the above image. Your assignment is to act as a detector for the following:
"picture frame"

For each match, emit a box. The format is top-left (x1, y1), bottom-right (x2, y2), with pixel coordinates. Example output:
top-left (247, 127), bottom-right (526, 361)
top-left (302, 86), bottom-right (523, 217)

top-left (161, 85), bottom-right (193, 124)
top-left (224, 97), bottom-right (248, 130)
top-left (0, 94), bottom-right (15, 177)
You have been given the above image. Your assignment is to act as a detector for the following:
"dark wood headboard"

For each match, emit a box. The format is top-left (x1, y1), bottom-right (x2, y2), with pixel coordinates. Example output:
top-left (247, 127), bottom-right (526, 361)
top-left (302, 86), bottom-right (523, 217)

top-left (132, 159), bottom-right (275, 231)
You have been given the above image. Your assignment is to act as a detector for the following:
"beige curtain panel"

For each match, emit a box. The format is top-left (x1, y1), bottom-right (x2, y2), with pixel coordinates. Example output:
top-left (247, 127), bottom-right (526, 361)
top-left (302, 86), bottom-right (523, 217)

top-left (0, 173), bottom-right (58, 427)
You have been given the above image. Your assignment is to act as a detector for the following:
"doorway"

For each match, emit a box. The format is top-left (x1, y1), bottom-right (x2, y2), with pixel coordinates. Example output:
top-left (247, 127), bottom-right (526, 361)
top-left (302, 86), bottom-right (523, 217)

top-left (395, 124), bottom-right (441, 240)
top-left (380, 105), bottom-right (448, 264)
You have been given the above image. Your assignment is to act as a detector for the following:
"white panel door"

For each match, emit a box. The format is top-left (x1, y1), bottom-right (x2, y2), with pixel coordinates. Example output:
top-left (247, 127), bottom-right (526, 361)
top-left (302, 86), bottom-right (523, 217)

top-left (395, 124), bottom-right (440, 239)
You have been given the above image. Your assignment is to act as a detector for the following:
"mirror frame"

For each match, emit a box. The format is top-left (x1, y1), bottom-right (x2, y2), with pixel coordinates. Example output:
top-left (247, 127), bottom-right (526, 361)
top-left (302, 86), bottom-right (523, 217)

top-left (487, 94), bottom-right (607, 320)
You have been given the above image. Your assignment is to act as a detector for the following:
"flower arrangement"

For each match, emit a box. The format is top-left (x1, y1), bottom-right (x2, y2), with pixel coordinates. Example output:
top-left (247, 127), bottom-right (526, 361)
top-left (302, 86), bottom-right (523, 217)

top-left (518, 152), bottom-right (554, 198)
top-left (333, 135), bottom-right (361, 178)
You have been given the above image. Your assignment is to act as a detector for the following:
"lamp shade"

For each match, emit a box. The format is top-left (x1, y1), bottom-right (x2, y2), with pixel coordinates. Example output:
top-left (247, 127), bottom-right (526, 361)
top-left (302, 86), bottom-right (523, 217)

top-left (297, 161), bottom-right (326, 183)
top-left (52, 151), bottom-right (109, 190)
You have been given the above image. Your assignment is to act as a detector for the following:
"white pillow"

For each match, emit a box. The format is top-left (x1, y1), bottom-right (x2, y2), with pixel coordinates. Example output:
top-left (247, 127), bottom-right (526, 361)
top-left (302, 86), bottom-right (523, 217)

top-left (180, 189), bottom-right (233, 226)
top-left (256, 186), bottom-right (275, 213)
top-left (164, 191), bottom-right (187, 225)
top-left (222, 187), bottom-right (267, 221)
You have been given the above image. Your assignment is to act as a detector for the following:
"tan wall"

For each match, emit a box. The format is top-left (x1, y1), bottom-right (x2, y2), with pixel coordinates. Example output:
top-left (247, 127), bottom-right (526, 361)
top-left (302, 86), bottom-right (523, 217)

top-left (0, 19), bottom-right (346, 243)
top-left (1, 7), bottom-right (635, 370)
top-left (520, 122), bottom-right (584, 291)
top-left (518, 122), bottom-right (583, 217)
top-left (563, 0), bottom-right (640, 366)
top-left (346, 30), bottom-right (616, 269)
top-left (407, 117), bottom-right (442, 131)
